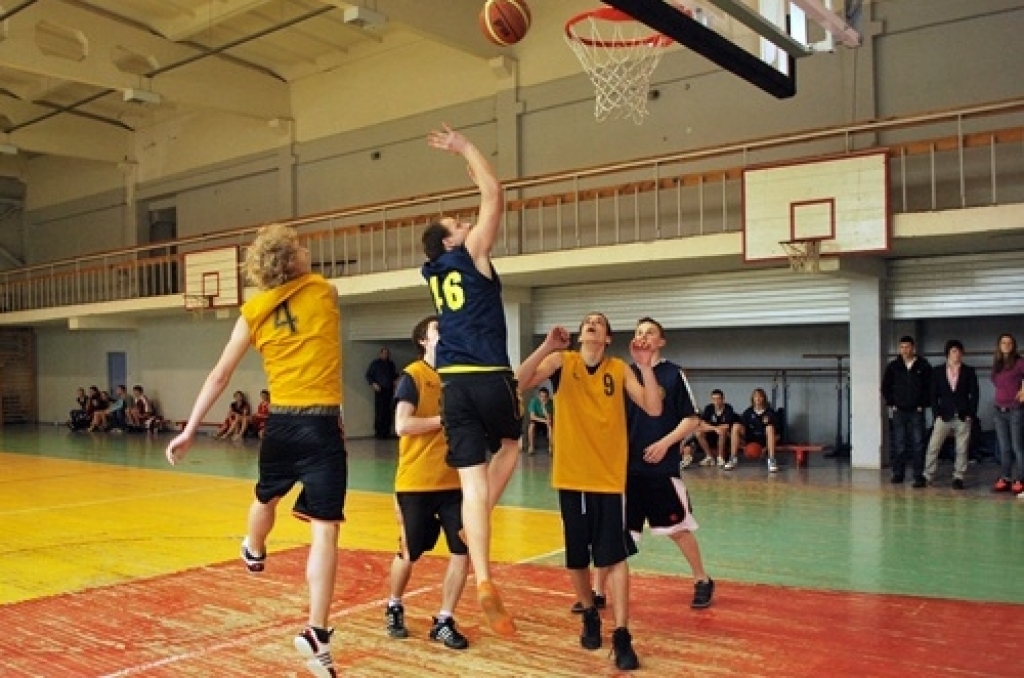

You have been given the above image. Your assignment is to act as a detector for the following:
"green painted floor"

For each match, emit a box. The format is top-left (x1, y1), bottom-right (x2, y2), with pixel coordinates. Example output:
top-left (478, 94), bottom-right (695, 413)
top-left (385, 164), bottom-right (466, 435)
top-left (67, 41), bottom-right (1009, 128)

top-left (3, 424), bottom-right (1022, 604)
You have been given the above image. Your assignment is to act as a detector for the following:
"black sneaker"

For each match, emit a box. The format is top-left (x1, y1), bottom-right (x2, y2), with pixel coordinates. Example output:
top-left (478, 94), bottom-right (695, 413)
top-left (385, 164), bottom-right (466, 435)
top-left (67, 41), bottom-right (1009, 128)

top-left (429, 616), bottom-right (468, 650)
top-left (385, 603), bottom-right (409, 639)
top-left (580, 607), bottom-right (602, 650)
top-left (912, 476), bottom-right (927, 488)
top-left (691, 578), bottom-right (715, 609)
top-left (611, 627), bottom-right (640, 670)
top-left (890, 474), bottom-right (904, 484)
top-left (952, 478), bottom-right (965, 490)
top-left (571, 591), bottom-right (607, 614)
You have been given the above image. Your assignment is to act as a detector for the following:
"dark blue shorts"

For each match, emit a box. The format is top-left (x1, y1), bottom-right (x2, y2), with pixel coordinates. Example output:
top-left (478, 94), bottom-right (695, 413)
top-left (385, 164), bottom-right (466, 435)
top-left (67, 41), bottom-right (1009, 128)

top-left (440, 371), bottom-right (523, 468)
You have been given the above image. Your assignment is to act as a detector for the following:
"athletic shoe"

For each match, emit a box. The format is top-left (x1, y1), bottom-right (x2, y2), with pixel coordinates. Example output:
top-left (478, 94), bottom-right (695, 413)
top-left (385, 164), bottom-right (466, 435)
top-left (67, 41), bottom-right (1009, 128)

top-left (723, 456), bottom-right (738, 471)
top-left (385, 603), bottom-right (408, 639)
top-left (691, 578), bottom-right (715, 609)
top-left (681, 454), bottom-right (693, 469)
top-left (580, 607), bottom-right (601, 650)
top-left (993, 477), bottom-right (1010, 492)
top-left (571, 591), bottom-right (606, 614)
top-left (1012, 480), bottom-right (1024, 494)
top-left (477, 580), bottom-right (516, 637)
top-left (717, 456), bottom-right (726, 468)
top-left (698, 456), bottom-right (716, 467)
top-left (952, 478), bottom-right (965, 490)
top-left (294, 626), bottom-right (336, 678)
top-left (241, 540), bottom-right (265, 573)
top-left (912, 476), bottom-right (927, 488)
top-left (891, 475), bottom-right (905, 484)
top-left (767, 458), bottom-right (779, 474)
top-left (429, 616), bottom-right (469, 650)
top-left (611, 627), bottom-right (640, 671)
top-left (1017, 489), bottom-right (1024, 500)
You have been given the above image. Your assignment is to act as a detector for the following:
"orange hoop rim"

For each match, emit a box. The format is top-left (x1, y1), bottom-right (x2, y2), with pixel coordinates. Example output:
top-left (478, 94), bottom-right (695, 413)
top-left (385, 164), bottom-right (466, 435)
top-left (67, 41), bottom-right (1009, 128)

top-left (565, 7), bottom-right (675, 48)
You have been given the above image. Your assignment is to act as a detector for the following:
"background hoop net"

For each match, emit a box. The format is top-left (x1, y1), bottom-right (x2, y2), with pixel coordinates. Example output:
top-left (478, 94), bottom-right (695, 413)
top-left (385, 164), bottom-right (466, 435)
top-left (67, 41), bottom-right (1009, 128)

top-left (565, 11), bottom-right (671, 124)
top-left (184, 294), bottom-right (213, 320)
top-left (779, 239), bottom-right (822, 273)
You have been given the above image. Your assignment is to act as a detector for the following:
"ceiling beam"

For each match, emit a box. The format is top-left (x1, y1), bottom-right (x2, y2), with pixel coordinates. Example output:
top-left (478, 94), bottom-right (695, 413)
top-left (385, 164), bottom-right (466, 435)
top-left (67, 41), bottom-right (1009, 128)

top-left (154, 0), bottom-right (279, 42)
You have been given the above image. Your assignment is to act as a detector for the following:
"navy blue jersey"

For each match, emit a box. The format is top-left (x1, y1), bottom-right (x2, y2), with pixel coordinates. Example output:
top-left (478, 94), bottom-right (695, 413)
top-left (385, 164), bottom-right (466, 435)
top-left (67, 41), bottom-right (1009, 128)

top-left (422, 246), bottom-right (510, 372)
top-left (739, 406), bottom-right (777, 441)
top-left (626, 360), bottom-right (698, 477)
top-left (701, 403), bottom-right (736, 426)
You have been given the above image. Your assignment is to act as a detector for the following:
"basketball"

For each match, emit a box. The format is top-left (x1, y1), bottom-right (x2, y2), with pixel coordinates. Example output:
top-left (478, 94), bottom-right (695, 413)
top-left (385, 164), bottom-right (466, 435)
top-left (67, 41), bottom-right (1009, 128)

top-left (479, 0), bottom-right (531, 46)
top-left (744, 442), bottom-right (764, 460)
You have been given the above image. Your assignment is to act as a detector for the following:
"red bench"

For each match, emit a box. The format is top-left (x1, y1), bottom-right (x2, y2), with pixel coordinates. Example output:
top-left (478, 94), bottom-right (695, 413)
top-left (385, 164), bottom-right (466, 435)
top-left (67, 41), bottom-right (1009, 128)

top-left (776, 444), bottom-right (830, 467)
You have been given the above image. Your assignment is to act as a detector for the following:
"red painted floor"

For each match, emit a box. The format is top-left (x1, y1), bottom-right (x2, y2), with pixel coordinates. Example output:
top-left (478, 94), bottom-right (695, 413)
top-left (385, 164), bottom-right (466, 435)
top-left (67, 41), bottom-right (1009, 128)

top-left (0, 547), bottom-right (1016, 677)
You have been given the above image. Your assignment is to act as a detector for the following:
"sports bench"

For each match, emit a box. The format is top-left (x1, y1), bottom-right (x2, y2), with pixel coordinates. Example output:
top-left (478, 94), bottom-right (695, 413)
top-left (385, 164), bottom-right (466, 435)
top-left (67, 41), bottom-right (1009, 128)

top-left (175, 420), bottom-right (222, 432)
top-left (775, 443), bottom-right (831, 468)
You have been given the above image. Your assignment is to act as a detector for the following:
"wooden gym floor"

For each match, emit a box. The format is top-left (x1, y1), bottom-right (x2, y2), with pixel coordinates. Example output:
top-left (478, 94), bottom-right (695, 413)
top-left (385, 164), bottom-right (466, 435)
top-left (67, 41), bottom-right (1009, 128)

top-left (1, 426), bottom-right (1021, 677)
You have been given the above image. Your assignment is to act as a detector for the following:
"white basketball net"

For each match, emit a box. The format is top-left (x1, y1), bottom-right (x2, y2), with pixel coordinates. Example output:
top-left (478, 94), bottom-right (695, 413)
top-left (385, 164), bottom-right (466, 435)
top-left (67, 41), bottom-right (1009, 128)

top-left (566, 16), bottom-right (670, 125)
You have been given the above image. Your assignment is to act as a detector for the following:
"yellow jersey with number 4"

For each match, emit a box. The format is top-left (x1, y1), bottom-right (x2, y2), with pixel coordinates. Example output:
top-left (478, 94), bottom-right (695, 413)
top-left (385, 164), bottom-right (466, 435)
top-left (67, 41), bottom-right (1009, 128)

top-left (240, 273), bottom-right (342, 406)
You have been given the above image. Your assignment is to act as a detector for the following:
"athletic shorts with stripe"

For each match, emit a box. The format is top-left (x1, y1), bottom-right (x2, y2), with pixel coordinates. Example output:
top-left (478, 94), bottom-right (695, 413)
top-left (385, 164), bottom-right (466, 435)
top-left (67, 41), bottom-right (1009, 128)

top-left (559, 490), bottom-right (638, 569)
top-left (394, 489), bottom-right (467, 561)
top-left (440, 370), bottom-right (523, 468)
top-left (625, 474), bottom-right (699, 538)
top-left (255, 413), bottom-right (348, 522)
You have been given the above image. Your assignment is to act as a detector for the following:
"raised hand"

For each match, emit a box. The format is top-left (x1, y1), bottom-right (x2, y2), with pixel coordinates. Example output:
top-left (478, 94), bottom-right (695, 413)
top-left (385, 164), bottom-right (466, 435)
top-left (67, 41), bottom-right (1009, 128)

top-left (545, 325), bottom-right (571, 351)
top-left (427, 123), bottom-right (468, 154)
top-left (630, 336), bottom-right (655, 366)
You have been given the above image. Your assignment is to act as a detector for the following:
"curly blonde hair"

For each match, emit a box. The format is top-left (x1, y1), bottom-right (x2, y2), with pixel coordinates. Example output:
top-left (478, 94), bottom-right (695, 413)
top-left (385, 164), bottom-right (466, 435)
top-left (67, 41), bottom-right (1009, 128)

top-left (243, 223), bottom-right (302, 290)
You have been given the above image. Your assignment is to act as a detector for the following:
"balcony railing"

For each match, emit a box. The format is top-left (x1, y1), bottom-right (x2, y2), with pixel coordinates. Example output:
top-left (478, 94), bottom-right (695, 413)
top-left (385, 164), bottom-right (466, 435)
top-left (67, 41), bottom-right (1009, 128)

top-left (2, 98), bottom-right (1023, 314)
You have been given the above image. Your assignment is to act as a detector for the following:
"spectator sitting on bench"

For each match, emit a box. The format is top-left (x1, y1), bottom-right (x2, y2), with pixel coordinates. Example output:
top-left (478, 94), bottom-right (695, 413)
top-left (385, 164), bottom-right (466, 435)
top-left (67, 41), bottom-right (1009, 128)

top-left (725, 388), bottom-right (780, 474)
top-left (127, 385), bottom-right (154, 431)
top-left (106, 385), bottom-right (133, 432)
top-left (526, 386), bottom-right (553, 455)
top-left (694, 389), bottom-right (737, 468)
top-left (86, 386), bottom-right (110, 432)
top-left (252, 389), bottom-right (270, 439)
top-left (68, 387), bottom-right (90, 430)
top-left (215, 390), bottom-right (251, 441)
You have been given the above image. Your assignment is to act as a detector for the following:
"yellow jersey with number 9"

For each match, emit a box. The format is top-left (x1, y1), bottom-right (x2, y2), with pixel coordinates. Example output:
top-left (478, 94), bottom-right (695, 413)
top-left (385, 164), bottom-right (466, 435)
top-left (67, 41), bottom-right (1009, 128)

top-left (240, 273), bottom-right (342, 406)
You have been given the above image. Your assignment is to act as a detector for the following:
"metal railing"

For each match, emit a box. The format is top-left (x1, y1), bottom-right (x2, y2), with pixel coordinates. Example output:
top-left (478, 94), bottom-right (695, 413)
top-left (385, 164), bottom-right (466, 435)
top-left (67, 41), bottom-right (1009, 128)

top-left (2, 98), bottom-right (1023, 314)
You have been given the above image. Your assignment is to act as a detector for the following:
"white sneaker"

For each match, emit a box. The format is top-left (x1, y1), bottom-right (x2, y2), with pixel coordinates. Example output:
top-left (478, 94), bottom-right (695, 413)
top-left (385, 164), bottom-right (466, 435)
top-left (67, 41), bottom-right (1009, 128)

top-left (681, 454), bottom-right (694, 469)
top-left (717, 456), bottom-right (726, 468)
top-left (723, 457), bottom-right (738, 471)
top-left (699, 457), bottom-right (715, 467)
top-left (294, 627), bottom-right (336, 678)
top-left (767, 458), bottom-right (779, 474)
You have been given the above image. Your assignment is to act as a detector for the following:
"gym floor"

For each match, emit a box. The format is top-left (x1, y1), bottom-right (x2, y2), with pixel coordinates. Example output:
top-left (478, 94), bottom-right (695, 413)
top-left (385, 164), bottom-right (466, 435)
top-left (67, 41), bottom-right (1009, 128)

top-left (1, 426), bottom-right (1020, 677)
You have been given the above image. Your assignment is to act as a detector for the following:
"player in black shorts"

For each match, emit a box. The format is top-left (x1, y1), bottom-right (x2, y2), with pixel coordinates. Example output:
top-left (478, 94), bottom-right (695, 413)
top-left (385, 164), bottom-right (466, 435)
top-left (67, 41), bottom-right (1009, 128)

top-left (421, 124), bottom-right (521, 637)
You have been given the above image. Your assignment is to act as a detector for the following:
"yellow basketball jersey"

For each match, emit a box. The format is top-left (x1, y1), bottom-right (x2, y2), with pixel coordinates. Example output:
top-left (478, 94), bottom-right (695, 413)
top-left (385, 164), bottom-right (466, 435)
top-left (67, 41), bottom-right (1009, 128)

top-left (395, 360), bottom-right (461, 492)
top-left (551, 351), bottom-right (629, 493)
top-left (240, 273), bottom-right (342, 406)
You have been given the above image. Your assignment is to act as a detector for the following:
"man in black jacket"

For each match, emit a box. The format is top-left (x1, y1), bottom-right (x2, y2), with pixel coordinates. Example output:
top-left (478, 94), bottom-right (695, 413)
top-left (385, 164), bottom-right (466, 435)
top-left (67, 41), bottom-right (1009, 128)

top-left (923, 339), bottom-right (979, 491)
top-left (881, 336), bottom-right (932, 486)
top-left (366, 346), bottom-right (398, 439)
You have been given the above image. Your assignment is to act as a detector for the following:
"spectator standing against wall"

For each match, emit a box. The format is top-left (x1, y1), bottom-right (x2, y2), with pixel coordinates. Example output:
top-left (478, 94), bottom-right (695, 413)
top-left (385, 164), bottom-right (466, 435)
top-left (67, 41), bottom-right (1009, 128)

top-left (991, 334), bottom-right (1024, 497)
top-left (366, 347), bottom-right (398, 439)
top-left (923, 340), bottom-right (979, 491)
top-left (881, 336), bottom-right (932, 487)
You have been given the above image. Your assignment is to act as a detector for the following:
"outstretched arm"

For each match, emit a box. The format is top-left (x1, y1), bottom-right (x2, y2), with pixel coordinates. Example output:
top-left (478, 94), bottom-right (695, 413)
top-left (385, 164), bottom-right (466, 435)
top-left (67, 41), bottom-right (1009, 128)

top-left (427, 124), bottom-right (503, 271)
top-left (166, 316), bottom-right (250, 464)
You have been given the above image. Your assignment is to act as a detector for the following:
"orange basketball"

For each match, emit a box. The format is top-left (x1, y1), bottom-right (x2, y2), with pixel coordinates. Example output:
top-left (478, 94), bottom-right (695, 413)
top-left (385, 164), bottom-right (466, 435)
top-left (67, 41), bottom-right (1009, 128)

top-left (479, 0), bottom-right (531, 46)
top-left (744, 442), bottom-right (764, 460)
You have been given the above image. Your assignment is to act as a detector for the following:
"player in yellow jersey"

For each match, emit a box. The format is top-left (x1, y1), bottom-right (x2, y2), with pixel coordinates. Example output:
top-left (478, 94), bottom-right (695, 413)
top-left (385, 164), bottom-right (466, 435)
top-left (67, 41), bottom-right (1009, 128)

top-left (385, 315), bottom-right (470, 650)
top-left (166, 224), bottom-right (345, 678)
top-left (516, 313), bottom-right (662, 672)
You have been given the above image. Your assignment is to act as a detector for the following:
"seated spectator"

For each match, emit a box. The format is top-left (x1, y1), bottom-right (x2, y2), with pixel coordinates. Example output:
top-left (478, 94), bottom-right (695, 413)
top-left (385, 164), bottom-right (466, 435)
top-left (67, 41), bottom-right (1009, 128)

top-left (251, 389), bottom-right (270, 439)
top-left (680, 435), bottom-right (698, 469)
top-left (127, 385), bottom-right (154, 431)
top-left (694, 388), bottom-right (737, 468)
top-left (86, 386), bottom-right (110, 432)
top-left (68, 387), bottom-right (90, 430)
top-left (215, 390), bottom-right (251, 441)
top-left (526, 386), bottom-right (553, 455)
top-left (106, 385), bottom-right (133, 432)
top-left (726, 387), bottom-right (780, 473)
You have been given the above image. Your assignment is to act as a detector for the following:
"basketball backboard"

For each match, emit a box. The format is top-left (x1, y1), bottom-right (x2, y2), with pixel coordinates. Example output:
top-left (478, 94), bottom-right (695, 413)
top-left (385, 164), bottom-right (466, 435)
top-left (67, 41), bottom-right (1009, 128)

top-left (742, 152), bottom-right (890, 264)
top-left (600, 0), bottom-right (860, 98)
top-left (183, 246), bottom-right (241, 311)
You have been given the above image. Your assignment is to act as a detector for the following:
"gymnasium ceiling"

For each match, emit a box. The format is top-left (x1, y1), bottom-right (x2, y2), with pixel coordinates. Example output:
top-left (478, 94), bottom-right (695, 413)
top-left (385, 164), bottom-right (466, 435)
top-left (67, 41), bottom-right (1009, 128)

top-left (0, 0), bottom-right (503, 163)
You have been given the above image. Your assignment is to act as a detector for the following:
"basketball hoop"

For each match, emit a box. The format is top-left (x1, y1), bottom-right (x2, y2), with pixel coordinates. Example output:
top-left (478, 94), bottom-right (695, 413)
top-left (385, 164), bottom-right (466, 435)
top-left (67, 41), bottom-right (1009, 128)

top-left (779, 238), bottom-right (822, 273)
top-left (565, 7), bottom-right (673, 124)
top-left (184, 294), bottom-right (213, 321)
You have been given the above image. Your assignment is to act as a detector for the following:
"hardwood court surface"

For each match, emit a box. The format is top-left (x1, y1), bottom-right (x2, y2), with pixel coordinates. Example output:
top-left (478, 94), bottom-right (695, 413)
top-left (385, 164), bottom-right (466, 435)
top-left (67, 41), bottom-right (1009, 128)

top-left (1, 427), bottom-right (1022, 677)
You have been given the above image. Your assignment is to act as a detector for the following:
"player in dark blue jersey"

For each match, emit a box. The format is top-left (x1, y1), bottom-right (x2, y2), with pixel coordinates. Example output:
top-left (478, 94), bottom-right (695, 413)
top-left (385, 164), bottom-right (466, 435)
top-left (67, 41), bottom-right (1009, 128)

top-left (624, 317), bottom-right (714, 609)
top-left (420, 124), bottom-right (521, 638)
top-left (694, 389), bottom-right (737, 468)
top-left (726, 387), bottom-right (780, 473)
